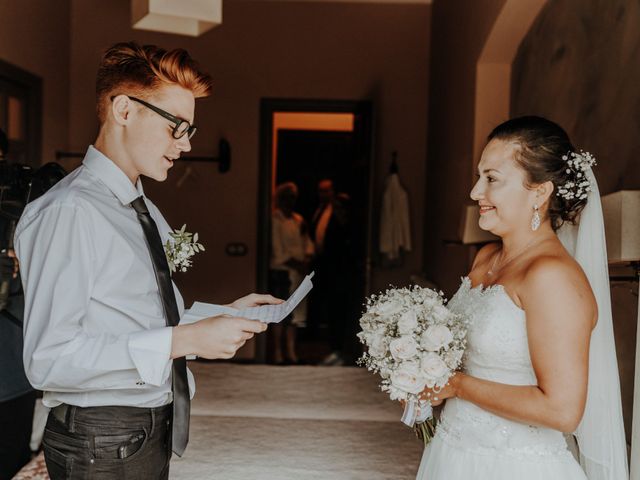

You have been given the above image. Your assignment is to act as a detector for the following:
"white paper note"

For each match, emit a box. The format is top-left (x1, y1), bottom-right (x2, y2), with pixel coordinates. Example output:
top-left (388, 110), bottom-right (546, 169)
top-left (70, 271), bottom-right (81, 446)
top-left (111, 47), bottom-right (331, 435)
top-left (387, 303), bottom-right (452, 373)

top-left (182, 272), bottom-right (315, 325)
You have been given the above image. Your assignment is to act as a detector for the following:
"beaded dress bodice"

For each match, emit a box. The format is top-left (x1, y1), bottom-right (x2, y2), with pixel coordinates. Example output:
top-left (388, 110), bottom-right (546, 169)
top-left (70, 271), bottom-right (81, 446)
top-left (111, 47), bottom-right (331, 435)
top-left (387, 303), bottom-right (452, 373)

top-left (435, 277), bottom-right (573, 459)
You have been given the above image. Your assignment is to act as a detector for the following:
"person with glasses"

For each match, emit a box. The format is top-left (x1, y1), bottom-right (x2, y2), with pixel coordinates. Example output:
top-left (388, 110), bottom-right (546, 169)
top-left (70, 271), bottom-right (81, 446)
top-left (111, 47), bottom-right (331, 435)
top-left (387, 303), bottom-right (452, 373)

top-left (121, 96), bottom-right (198, 140)
top-left (14, 42), bottom-right (277, 479)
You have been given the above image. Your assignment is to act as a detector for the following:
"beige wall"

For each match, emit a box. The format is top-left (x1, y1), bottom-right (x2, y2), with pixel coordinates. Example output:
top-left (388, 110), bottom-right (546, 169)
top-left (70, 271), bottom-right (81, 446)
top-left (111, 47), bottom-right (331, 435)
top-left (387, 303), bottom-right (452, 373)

top-left (512, 0), bottom-right (640, 445)
top-left (0, 0), bottom-right (70, 165)
top-left (65, 0), bottom-right (431, 307)
top-left (424, 0), bottom-right (506, 295)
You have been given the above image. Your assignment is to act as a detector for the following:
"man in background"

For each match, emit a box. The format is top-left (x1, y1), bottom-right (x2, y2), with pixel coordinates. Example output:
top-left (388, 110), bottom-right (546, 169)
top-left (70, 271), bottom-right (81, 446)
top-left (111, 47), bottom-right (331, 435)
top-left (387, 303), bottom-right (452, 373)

top-left (311, 179), bottom-right (354, 366)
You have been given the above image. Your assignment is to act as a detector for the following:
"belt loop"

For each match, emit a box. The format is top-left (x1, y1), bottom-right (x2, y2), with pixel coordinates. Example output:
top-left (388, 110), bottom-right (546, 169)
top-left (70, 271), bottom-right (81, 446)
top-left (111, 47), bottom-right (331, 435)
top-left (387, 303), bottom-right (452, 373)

top-left (67, 405), bottom-right (77, 433)
top-left (150, 407), bottom-right (156, 437)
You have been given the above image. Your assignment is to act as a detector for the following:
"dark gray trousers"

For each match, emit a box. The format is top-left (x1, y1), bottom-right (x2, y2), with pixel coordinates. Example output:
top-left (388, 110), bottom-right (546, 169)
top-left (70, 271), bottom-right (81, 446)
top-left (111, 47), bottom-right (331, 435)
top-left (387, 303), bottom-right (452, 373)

top-left (43, 403), bottom-right (172, 479)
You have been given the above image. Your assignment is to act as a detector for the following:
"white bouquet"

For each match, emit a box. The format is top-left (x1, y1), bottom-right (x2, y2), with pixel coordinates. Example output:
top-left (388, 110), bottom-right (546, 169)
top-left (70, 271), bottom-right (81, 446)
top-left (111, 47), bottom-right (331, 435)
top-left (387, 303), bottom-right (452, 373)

top-left (164, 224), bottom-right (205, 273)
top-left (357, 285), bottom-right (469, 445)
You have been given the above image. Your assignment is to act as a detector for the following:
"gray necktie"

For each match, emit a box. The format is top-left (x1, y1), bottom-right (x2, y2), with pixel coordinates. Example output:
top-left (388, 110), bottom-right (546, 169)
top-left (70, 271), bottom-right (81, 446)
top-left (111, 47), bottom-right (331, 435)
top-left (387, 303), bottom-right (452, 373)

top-left (131, 196), bottom-right (190, 456)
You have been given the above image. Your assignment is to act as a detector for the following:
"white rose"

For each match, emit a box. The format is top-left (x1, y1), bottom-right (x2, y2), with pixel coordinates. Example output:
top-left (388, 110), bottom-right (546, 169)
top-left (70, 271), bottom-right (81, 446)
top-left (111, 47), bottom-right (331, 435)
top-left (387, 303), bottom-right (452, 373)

top-left (420, 325), bottom-right (454, 352)
top-left (359, 323), bottom-right (382, 341)
top-left (397, 309), bottom-right (418, 335)
top-left (390, 362), bottom-right (426, 394)
top-left (431, 304), bottom-right (450, 322)
top-left (365, 325), bottom-right (386, 343)
top-left (421, 352), bottom-right (450, 384)
top-left (376, 300), bottom-right (403, 317)
top-left (422, 296), bottom-right (439, 309)
top-left (371, 325), bottom-right (386, 337)
top-left (389, 336), bottom-right (419, 361)
top-left (368, 336), bottom-right (388, 358)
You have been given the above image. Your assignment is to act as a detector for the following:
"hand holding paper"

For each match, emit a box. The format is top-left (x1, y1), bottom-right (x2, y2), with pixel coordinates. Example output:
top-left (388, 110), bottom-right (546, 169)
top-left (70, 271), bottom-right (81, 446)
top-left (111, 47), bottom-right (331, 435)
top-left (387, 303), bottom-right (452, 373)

top-left (182, 272), bottom-right (315, 325)
top-left (227, 292), bottom-right (283, 310)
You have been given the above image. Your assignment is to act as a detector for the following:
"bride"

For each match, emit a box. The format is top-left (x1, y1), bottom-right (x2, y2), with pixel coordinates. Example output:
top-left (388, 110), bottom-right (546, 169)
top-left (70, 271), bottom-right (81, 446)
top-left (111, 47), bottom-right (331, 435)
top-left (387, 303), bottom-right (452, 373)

top-left (416, 116), bottom-right (628, 480)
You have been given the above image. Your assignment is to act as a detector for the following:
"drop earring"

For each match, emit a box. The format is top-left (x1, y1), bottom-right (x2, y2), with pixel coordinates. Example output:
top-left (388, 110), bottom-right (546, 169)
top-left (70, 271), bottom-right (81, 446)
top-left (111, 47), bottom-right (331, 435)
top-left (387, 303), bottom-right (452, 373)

top-left (531, 204), bottom-right (541, 231)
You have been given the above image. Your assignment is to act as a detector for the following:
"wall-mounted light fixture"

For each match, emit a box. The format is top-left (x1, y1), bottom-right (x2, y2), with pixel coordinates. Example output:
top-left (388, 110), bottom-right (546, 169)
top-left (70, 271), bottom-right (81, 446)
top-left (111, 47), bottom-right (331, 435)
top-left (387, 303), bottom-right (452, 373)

top-left (602, 189), bottom-right (639, 480)
top-left (180, 138), bottom-right (231, 173)
top-left (602, 190), bottom-right (640, 267)
top-left (131, 0), bottom-right (222, 37)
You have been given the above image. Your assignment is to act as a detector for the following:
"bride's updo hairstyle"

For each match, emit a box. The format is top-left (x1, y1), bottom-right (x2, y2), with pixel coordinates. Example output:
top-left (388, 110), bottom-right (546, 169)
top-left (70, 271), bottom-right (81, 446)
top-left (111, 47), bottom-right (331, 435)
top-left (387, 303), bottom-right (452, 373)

top-left (487, 116), bottom-right (588, 231)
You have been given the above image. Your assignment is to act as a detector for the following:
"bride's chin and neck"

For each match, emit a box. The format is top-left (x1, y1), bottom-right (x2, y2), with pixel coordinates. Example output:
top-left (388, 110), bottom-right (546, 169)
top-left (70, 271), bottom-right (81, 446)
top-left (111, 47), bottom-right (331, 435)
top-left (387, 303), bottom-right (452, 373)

top-left (480, 212), bottom-right (556, 254)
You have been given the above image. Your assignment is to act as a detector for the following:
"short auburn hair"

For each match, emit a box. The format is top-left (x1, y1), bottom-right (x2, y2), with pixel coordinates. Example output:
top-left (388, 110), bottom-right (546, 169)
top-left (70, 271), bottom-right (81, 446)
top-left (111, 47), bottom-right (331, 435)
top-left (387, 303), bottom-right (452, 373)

top-left (96, 41), bottom-right (213, 122)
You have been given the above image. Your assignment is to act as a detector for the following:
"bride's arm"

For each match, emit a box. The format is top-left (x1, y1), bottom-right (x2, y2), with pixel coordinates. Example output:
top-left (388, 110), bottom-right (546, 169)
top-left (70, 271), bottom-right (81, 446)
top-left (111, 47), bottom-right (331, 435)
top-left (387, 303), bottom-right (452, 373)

top-left (431, 257), bottom-right (595, 433)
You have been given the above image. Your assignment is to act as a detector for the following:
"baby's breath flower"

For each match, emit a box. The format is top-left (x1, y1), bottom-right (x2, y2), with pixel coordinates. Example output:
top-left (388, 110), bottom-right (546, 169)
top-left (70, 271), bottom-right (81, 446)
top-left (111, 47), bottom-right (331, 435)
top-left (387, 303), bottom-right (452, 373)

top-left (556, 150), bottom-right (596, 202)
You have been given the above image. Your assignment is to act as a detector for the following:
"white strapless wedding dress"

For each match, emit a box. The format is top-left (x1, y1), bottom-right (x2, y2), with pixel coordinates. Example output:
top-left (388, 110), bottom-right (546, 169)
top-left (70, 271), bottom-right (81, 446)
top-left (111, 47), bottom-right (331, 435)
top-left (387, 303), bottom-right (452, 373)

top-left (417, 277), bottom-right (587, 479)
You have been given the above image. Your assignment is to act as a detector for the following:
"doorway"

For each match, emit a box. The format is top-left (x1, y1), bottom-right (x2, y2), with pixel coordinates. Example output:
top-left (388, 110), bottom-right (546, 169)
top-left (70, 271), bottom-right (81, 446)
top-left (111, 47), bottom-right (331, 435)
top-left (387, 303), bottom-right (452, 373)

top-left (257, 98), bottom-right (373, 365)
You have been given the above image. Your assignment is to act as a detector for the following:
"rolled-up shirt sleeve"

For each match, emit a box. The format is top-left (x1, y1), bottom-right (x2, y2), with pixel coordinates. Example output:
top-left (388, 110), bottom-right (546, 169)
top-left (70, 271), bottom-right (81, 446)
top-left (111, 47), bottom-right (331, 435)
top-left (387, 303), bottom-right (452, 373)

top-left (15, 202), bottom-right (173, 391)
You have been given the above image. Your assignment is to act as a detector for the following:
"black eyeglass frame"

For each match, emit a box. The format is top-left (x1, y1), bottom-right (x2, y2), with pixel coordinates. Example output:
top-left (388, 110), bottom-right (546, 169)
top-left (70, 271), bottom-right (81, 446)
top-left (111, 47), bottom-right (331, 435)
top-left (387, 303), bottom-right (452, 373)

top-left (111, 95), bottom-right (197, 140)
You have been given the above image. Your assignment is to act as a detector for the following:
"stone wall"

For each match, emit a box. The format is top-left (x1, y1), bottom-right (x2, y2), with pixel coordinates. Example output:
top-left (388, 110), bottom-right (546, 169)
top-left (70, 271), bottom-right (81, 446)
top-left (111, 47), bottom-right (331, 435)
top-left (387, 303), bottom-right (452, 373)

top-left (512, 0), bottom-right (640, 444)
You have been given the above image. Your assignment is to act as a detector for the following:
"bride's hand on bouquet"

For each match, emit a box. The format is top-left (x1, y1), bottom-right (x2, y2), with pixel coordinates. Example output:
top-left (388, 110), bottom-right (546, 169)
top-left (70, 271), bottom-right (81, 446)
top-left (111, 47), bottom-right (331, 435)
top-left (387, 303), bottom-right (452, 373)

top-left (227, 293), bottom-right (284, 310)
top-left (419, 373), bottom-right (463, 407)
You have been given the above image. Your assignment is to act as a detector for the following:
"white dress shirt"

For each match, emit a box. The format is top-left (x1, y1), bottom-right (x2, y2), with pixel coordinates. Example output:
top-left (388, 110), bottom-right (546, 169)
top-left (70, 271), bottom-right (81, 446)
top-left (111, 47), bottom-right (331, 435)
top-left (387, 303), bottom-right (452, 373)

top-left (15, 145), bottom-right (195, 408)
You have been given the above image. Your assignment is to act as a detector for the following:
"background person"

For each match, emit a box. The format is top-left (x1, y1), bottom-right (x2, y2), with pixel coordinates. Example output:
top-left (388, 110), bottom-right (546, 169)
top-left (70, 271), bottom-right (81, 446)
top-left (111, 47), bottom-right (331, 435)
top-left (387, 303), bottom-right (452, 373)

top-left (270, 182), bottom-right (314, 364)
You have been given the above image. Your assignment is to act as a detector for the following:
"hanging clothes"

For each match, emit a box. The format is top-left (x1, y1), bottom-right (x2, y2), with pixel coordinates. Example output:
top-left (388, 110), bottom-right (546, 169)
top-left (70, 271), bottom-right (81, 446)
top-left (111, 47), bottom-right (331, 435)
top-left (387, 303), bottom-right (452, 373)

top-left (379, 172), bottom-right (412, 260)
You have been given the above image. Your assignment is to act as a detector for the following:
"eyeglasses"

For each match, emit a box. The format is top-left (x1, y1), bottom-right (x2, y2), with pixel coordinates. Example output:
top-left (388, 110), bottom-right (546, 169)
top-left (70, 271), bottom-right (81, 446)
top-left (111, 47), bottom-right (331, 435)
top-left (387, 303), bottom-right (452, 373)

top-left (112, 95), bottom-right (197, 140)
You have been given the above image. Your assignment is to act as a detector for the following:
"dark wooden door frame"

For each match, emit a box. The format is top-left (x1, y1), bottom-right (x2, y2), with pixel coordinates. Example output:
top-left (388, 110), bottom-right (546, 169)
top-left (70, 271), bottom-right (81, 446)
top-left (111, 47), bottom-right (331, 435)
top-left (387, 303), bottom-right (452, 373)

top-left (0, 59), bottom-right (42, 166)
top-left (256, 98), bottom-right (374, 362)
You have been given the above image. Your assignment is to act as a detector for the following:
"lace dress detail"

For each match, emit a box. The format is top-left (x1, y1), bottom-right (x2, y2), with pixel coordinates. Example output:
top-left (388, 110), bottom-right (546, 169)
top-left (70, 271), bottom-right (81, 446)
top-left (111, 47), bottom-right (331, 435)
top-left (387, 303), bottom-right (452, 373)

top-left (416, 277), bottom-right (586, 479)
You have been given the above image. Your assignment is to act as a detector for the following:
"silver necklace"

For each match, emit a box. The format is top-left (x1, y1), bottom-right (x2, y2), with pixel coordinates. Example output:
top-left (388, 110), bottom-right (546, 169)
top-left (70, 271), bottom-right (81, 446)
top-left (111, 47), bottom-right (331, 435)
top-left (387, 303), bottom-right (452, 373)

top-left (486, 237), bottom-right (541, 277)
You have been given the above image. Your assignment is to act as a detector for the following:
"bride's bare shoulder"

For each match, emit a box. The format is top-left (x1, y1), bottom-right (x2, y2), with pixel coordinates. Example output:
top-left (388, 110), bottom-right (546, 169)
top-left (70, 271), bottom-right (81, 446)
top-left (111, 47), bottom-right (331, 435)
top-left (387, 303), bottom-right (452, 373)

top-left (524, 249), bottom-right (584, 283)
top-left (521, 251), bottom-right (597, 327)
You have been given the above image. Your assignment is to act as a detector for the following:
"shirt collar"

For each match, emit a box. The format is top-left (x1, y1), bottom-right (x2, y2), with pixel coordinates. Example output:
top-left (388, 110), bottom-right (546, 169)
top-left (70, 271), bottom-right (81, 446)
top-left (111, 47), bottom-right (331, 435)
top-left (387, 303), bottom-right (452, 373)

top-left (82, 145), bottom-right (145, 206)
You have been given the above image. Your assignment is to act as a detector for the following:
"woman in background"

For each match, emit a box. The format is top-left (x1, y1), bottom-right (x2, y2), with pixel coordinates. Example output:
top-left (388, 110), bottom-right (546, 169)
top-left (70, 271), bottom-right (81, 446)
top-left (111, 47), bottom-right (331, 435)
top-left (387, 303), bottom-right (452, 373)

top-left (270, 182), bottom-right (314, 364)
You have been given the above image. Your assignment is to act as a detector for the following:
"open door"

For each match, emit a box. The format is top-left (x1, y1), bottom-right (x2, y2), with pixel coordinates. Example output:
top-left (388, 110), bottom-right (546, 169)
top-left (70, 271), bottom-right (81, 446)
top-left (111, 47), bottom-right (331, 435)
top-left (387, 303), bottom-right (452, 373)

top-left (257, 98), bottom-right (373, 364)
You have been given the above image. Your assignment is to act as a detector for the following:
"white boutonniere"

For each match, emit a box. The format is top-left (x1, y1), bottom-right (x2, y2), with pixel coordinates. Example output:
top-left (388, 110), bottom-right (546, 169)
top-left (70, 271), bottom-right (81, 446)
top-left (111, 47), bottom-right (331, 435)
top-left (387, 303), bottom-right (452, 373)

top-left (164, 224), bottom-right (205, 273)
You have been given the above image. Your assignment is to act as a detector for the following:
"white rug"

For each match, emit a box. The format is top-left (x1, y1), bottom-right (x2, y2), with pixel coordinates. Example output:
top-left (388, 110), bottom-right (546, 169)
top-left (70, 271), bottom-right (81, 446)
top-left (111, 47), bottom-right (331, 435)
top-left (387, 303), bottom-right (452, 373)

top-left (190, 363), bottom-right (402, 422)
top-left (172, 363), bottom-right (423, 479)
